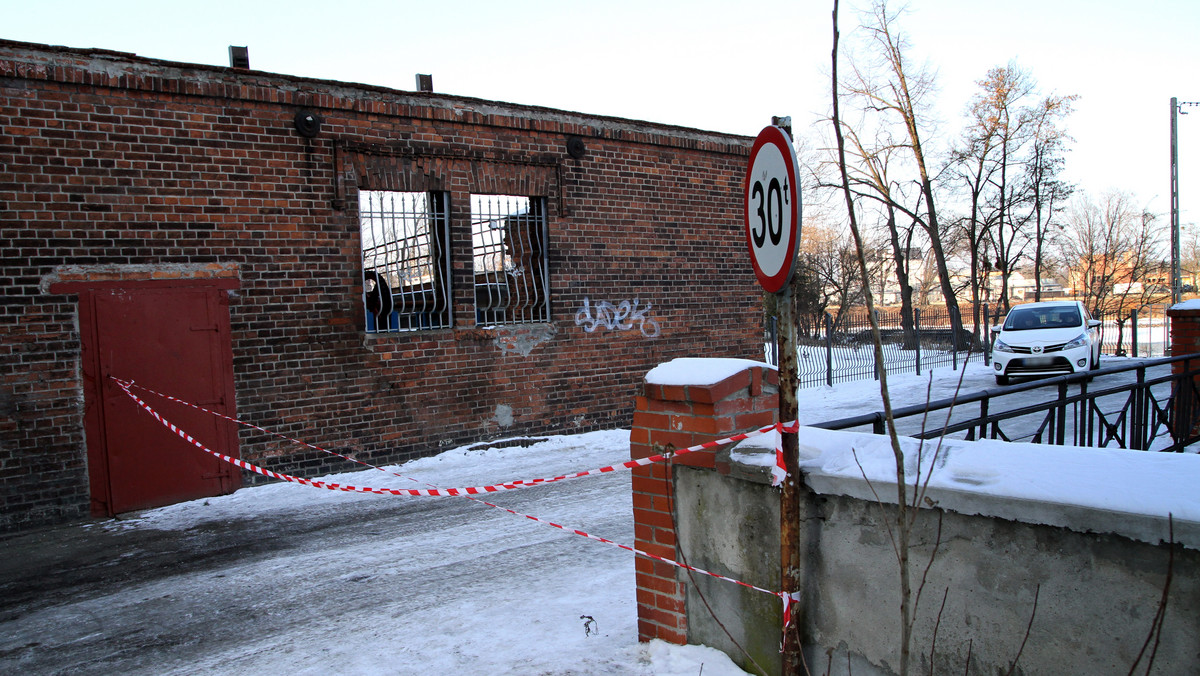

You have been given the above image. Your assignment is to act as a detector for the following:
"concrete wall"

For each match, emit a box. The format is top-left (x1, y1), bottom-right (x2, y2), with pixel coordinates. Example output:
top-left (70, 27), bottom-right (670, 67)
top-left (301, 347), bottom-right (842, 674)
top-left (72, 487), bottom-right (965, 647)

top-left (801, 487), bottom-right (1198, 675)
top-left (632, 360), bottom-right (1200, 676)
top-left (674, 461), bottom-right (782, 675)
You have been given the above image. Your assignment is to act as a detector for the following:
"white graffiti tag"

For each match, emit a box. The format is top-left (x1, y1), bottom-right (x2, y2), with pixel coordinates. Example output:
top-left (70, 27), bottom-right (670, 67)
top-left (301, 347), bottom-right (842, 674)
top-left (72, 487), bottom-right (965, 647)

top-left (574, 297), bottom-right (661, 338)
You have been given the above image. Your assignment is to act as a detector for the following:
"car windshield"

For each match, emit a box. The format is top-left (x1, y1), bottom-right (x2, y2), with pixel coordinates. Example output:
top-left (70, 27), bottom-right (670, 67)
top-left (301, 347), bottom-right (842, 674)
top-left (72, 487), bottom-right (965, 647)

top-left (1003, 306), bottom-right (1082, 331)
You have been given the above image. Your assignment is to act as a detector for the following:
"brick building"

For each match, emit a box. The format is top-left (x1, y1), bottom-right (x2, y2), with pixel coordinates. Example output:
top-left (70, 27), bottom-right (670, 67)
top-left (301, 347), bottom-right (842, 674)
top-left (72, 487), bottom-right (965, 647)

top-left (0, 40), bottom-right (761, 532)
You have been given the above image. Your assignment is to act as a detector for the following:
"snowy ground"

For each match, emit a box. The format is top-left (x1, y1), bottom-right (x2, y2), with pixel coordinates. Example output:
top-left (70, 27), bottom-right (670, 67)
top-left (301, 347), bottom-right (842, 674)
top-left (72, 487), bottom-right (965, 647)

top-left (1, 429), bottom-right (751, 676)
top-left (0, 358), bottom-right (1185, 675)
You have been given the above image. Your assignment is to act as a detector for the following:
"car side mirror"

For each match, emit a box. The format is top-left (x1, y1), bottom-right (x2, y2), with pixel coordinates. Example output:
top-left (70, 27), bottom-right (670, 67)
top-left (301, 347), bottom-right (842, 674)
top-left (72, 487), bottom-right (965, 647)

top-left (1087, 319), bottom-right (1101, 328)
top-left (990, 325), bottom-right (1002, 334)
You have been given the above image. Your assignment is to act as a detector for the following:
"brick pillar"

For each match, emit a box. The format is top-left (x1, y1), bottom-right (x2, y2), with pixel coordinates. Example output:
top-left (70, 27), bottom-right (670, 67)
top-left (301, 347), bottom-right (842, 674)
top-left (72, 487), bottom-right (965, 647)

top-left (1168, 305), bottom-right (1200, 359)
top-left (1167, 305), bottom-right (1200, 439)
top-left (629, 358), bottom-right (779, 644)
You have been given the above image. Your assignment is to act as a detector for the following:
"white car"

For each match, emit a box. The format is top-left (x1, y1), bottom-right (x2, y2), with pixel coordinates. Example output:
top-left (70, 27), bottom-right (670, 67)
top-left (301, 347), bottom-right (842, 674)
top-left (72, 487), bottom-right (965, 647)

top-left (990, 301), bottom-right (1102, 385)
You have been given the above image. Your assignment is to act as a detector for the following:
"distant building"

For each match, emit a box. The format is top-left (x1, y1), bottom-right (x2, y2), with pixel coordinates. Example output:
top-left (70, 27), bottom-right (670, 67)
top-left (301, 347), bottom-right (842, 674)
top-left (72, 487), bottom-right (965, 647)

top-left (996, 272), bottom-right (1066, 301)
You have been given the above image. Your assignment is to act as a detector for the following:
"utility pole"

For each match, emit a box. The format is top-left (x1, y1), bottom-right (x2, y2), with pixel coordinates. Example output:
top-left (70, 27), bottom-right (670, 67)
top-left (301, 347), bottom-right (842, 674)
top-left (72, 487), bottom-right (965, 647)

top-left (1171, 98), bottom-right (1200, 304)
top-left (1172, 97), bottom-right (1181, 305)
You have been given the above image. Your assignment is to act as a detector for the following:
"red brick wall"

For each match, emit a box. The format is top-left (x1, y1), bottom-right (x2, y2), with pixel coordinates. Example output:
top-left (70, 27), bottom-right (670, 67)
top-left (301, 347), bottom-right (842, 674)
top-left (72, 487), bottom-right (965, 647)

top-left (629, 362), bottom-right (779, 643)
top-left (0, 41), bottom-right (761, 532)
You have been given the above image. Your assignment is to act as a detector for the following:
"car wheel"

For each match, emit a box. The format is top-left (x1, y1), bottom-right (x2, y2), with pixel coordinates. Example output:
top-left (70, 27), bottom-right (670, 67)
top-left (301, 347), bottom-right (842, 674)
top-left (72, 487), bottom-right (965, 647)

top-left (1091, 350), bottom-right (1100, 371)
top-left (995, 375), bottom-right (1010, 386)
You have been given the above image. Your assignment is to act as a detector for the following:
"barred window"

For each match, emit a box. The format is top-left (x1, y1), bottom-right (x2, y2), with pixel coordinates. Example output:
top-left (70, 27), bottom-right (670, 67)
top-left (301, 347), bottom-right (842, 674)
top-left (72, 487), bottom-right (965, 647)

top-left (471, 195), bottom-right (549, 325)
top-left (360, 190), bottom-right (451, 332)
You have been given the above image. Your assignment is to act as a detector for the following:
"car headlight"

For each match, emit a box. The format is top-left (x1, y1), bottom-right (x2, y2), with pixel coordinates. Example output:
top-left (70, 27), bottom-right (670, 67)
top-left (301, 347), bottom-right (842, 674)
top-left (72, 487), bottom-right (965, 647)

top-left (994, 339), bottom-right (1015, 353)
top-left (1063, 334), bottom-right (1088, 349)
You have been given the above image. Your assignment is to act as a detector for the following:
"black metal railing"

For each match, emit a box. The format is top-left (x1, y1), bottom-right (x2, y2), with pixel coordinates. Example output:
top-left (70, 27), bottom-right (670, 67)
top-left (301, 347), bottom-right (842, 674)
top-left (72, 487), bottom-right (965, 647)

top-left (812, 354), bottom-right (1200, 452)
top-left (769, 303), bottom-right (1176, 391)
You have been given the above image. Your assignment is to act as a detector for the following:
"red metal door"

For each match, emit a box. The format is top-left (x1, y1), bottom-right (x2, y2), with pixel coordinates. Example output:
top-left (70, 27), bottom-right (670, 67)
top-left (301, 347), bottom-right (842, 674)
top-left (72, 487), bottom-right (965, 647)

top-left (79, 282), bottom-right (240, 515)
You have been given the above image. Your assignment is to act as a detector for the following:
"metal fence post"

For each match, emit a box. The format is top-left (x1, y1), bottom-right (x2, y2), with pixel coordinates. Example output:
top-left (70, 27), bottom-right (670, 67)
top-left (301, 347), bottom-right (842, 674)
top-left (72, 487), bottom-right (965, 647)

top-left (1097, 308), bottom-right (1108, 357)
top-left (1164, 303), bottom-right (1172, 357)
top-left (1076, 377), bottom-right (1089, 446)
top-left (873, 309), bottom-right (881, 381)
top-left (914, 307), bottom-right (922, 376)
top-left (951, 306), bottom-right (960, 371)
top-left (824, 311), bottom-right (833, 387)
top-left (1056, 381), bottom-right (1068, 445)
top-left (1131, 309), bottom-right (1139, 358)
top-left (983, 302), bottom-right (991, 364)
top-left (976, 396), bottom-right (989, 441)
top-left (1133, 364), bottom-right (1147, 450)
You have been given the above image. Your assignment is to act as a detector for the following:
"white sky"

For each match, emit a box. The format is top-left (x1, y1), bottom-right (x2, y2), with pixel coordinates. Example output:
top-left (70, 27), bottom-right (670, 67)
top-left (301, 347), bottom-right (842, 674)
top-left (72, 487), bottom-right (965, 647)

top-left (6, 0), bottom-right (1200, 229)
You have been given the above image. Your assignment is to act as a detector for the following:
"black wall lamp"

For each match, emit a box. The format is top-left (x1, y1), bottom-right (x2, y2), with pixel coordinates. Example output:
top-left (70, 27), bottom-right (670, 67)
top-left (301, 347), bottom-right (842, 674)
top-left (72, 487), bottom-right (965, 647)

top-left (294, 110), bottom-right (323, 138)
top-left (566, 136), bottom-right (586, 159)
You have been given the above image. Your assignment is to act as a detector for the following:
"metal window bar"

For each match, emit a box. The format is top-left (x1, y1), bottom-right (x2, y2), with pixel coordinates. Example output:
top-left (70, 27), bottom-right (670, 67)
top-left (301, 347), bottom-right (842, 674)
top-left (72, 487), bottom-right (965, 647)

top-left (359, 190), bottom-right (451, 332)
top-left (470, 194), bottom-right (549, 325)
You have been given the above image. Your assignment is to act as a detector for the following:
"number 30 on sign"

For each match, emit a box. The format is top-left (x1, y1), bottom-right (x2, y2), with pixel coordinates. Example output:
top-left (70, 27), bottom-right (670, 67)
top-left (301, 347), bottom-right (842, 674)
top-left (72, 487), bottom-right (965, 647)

top-left (744, 125), bottom-right (801, 293)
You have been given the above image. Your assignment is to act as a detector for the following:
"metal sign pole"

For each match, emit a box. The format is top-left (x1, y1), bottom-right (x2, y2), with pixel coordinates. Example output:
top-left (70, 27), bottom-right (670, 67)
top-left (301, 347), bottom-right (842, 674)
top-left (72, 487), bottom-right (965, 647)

top-left (777, 275), bottom-right (804, 672)
top-left (745, 119), bottom-right (804, 671)
top-left (769, 117), bottom-right (804, 674)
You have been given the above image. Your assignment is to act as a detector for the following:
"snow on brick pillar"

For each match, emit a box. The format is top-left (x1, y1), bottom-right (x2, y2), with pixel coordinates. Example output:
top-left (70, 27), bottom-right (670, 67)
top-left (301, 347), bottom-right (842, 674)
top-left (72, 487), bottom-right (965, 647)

top-left (629, 358), bottom-right (779, 644)
top-left (1167, 304), bottom-right (1200, 438)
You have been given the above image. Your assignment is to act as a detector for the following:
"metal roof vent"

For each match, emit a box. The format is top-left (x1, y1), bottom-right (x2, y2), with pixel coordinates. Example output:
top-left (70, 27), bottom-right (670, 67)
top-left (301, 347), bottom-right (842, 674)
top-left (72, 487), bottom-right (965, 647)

top-left (229, 46), bottom-right (250, 69)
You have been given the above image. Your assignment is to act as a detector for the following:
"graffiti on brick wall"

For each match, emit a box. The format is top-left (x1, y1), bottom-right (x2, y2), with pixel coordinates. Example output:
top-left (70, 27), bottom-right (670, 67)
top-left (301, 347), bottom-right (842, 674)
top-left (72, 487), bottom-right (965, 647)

top-left (574, 297), bottom-right (660, 338)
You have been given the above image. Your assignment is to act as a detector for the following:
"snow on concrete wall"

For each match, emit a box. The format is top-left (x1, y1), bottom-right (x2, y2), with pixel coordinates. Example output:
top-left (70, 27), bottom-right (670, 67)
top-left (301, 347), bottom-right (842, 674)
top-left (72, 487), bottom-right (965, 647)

top-left (635, 358), bottom-right (1199, 676)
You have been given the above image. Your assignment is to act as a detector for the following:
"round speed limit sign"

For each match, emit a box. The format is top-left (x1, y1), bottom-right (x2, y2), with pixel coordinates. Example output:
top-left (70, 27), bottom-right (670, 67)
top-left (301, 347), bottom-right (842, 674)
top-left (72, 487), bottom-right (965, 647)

top-left (744, 125), bottom-right (801, 293)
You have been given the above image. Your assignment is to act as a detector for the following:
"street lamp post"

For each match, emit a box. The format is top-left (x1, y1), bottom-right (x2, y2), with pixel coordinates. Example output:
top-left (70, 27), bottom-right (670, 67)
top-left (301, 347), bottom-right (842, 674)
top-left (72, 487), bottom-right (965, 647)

top-left (1171, 97), bottom-right (1200, 304)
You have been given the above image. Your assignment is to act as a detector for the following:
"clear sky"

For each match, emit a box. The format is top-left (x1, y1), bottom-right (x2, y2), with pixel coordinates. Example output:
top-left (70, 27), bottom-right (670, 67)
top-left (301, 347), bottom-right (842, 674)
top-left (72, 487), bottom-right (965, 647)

top-left (6, 0), bottom-right (1199, 230)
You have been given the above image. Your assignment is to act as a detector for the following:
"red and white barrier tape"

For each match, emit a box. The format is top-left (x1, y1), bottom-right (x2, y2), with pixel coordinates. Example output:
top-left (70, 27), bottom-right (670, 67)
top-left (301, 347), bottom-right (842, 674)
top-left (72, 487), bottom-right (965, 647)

top-left (111, 377), bottom-right (793, 496)
top-left (110, 376), bottom-right (801, 644)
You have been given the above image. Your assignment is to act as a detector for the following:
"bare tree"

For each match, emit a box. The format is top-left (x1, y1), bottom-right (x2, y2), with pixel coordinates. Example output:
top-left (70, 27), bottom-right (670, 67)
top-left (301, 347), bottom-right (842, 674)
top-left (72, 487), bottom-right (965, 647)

top-left (950, 64), bottom-right (1075, 318)
top-left (976, 64), bottom-right (1037, 313)
top-left (804, 219), bottom-right (868, 325)
top-left (948, 87), bottom-right (1002, 336)
top-left (1059, 191), bottom-right (1167, 352)
top-left (834, 123), bottom-right (921, 344)
top-left (842, 0), bottom-right (962, 335)
top-left (1022, 93), bottom-right (1077, 300)
top-left (1179, 223), bottom-right (1200, 293)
